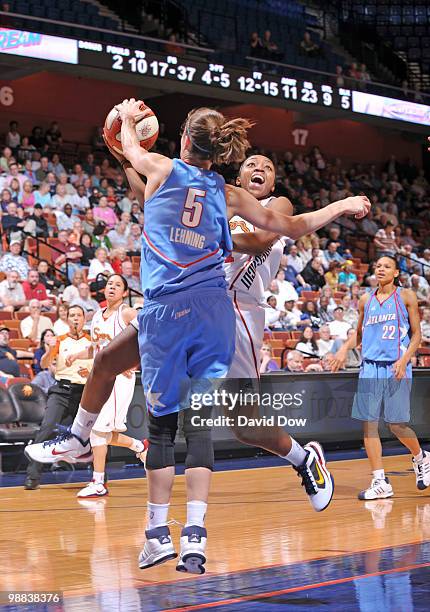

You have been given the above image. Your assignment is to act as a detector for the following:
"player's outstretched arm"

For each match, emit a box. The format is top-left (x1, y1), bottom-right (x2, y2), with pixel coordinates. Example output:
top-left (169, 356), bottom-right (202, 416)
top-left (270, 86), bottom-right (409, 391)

top-left (329, 293), bottom-right (368, 371)
top-left (232, 196), bottom-right (293, 256)
top-left (393, 289), bottom-right (421, 380)
top-left (226, 185), bottom-right (370, 240)
top-left (118, 99), bottom-right (172, 180)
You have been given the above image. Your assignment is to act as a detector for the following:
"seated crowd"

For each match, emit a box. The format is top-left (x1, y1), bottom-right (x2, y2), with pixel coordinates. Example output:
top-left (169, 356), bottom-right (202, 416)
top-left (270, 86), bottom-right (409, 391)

top-left (0, 120), bottom-right (429, 384)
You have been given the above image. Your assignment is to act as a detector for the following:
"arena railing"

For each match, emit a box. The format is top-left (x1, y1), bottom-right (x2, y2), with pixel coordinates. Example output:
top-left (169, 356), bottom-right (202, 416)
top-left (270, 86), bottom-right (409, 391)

top-left (1, 10), bottom-right (428, 104)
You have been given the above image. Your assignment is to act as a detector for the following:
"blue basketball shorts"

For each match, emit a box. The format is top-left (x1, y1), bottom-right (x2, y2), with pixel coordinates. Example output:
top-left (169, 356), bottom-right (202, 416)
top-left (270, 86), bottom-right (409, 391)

top-left (138, 287), bottom-right (236, 416)
top-left (352, 359), bottom-right (412, 423)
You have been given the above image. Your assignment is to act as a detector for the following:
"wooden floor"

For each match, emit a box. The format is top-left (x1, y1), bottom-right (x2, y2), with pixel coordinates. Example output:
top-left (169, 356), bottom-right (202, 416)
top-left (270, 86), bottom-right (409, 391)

top-left (0, 455), bottom-right (429, 609)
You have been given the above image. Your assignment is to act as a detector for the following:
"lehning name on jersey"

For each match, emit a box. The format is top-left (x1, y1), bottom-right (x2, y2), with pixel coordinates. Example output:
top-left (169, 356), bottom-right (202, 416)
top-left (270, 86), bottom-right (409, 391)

top-left (169, 226), bottom-right (205, 249)
top-left (240, 245), bottom-right (274, 290)
top-left (365, 313), bottom-right (397, 326)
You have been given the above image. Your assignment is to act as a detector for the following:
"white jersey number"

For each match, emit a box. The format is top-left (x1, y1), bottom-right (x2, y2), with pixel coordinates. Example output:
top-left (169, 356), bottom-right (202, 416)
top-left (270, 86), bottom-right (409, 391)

top-left (382, 324), bottom-right (396, 340)
top-left (181, 188), bottom-right (206, 228)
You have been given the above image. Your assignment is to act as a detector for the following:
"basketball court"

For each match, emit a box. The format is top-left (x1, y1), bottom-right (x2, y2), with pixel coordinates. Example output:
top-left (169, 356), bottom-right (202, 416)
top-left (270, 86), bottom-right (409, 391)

top-left (1, 452), bottom-right (429, 610)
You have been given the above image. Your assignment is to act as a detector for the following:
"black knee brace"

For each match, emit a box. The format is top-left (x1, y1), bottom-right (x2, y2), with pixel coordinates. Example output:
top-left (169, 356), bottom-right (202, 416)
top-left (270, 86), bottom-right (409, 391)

top-left (146, 412), bottom-right (178, 470)
top-left (182, 407), bottom-right (214, 471)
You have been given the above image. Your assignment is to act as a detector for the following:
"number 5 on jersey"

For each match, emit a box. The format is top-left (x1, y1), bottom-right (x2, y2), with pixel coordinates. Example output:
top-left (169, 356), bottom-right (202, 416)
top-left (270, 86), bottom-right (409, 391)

top-left (181, 188), bottom-right (206, 228)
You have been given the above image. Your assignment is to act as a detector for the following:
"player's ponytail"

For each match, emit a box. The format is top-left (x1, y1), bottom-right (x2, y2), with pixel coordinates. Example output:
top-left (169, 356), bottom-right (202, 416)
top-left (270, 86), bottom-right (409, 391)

top-left (184, 107), bottom-right (253, 165)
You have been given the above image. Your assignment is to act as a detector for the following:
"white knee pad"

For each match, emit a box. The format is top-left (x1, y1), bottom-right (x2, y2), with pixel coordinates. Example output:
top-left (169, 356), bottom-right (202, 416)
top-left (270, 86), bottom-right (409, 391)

top-left (90, 429), bottom-right (113, 447)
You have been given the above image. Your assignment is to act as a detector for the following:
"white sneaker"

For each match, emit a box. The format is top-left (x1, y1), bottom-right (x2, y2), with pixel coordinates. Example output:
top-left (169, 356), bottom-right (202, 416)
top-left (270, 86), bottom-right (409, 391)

top-left (413, 451), bottom-right (430, 490)
top-left (358, 477), bottom-right (393, 500)
top-left (138, 526), bottom-right (177, 570)
top-left (176, 525), bottom-right (207, 575)
top-left (294, 441), bottom-right (334, 512)
top-left (25, 427), bottom-right (92, 465)
top-left (136, 439), bottom-right (149, 467)
top-left (77, 481), bottom-right (108, 498)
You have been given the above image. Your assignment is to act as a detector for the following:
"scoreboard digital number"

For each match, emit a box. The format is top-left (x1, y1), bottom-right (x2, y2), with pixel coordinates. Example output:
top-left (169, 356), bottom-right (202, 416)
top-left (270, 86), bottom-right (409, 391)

top-left (78, 41), bottom-right (353, 112)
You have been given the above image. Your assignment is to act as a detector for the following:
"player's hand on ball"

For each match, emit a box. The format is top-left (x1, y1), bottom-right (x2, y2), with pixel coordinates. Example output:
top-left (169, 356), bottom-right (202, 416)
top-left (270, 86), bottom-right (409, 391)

top-left (392, 358), bottom-right (407, 380)
top-left (342, 195), bottom-right (371, 219)
top-left (116, 99), bottom-right (151, 122)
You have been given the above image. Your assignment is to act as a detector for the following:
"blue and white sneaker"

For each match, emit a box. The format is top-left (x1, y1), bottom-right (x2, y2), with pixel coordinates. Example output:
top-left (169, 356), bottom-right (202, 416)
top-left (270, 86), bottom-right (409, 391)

top-left (138, 526), bottom-right (177, 569)
top-left (294, 441), bottom-right (335, 512)
top-left (176, 525), bottom-right (207, 574)
top-left (25, 426), bottom-right (92, 465)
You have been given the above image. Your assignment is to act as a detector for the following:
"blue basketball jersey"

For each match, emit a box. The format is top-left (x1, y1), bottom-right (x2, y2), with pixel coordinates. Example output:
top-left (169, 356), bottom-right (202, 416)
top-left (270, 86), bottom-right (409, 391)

top-left (140, 159), bottom-right (232, 300)
top-left (362, 287), bottom-right (410, 361)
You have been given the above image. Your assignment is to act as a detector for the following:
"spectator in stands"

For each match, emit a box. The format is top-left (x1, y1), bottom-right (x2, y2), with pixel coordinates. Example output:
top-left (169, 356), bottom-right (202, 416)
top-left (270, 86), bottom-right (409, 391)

top-left (299, 31), bottom-right (320, 57)
top-left (45, 121), bottom-right (62, 148)
top-left (58, 173), bottom-right (76, 196)
top-left (72, 282), bottom-right (99, 321)
top-left (324, 261), bottom-right (341, 290)
top-left (37, 259), bottom-right (61, 293)
top-left (20, 299), bottom-right (52, 342)
top-left (418, 249), bottom-right (430, 277)
top-left (29, 126), bottom-right (46, 150)
top-left (317, 295), bottom-right (333, 324)
top-left (323, 241), bottom-right (345, 268)
top-left (62, 270), bottom-right (83, 304)
top-left (8, 177), bottom-right (20, 202)
top-left (70, 184), bottom-right (90, 213)
top-left (56, 203), bottom-right (79, 232)
top-left (100, 159), bottom-right (117, 181)
top-left (52, 229), bottom-right (83, 282)
top-left (286, 244), bottom-right (304, 274)
top-left (249, 32), bottom-right (264, 58)
top-left (328, 306), bottom-right (351, 340)
top-left (53, 302), bottom-right (70, 336)
top-left (20, 179), bottom-right (35, 210)
top-left (265, 295), bottom-right (285, 330)
top-left (0, 145), bottom-right (13, 172)
top-left (82, 208), bottom-right (96, 236)
top-left (341, 294), bottom-right (359, 328)
top-left (283, 299), bottom-right (302, 329)
top-left (22, 270), bottom-right (54, 310)
top-left (1, 201), bottom-right (26, 235)
top-left (87, 247), bottom-right (114, 282)
top-left (33, 181), bottom-right (52, 208)
top-left (295, 326), bottom-right (319, 357)
top-left (19, 138), bottom-right (36, 164)
top-left (121, 260), bottom-right (140, 295)
top-left (317, 324), bottom-right (333, 357)
top-left (302, 257), bottom-right (325, 290)
top-left (0, 239), bottom-right (29, 279)
top-left (259, 343), bottom-right (280, 373)
top-left (262, 30), bottom-right (282, 62)
top-left (33, 328), bottom-right (55, 374)
top-left (51, 184), bottom-right (69, 210)
top-left (165, 33), bottom-right (185, 56)
top-left (92, 221), bottom-right (113, 251)
top-left (6, 120), bottom-right (21, 152)
top-left (108, 221), bottom-right (129, 250)
top-left (334, 65), bottom-right (345, 88)
top-left (5, 161), bottom-right (25, 190)
top-left (300, 300), bottom-right (321, 330)
top-left (0, 270), bottom-right (26, 311)
top-left (93, 195), bottom-right (118, 229)
top-left (92, 126), bottom-right (105, 150)
top-left (0, 326), bottom-right (33, 377)
top-left (127, 223), bottom-right (142, 252)
top-left (284, 350), bottom-right (314, 373)
top-left (79, 233), bottom-right (96, 267)
top-left (420, 308), bottom-right (430, 344)
top-left (82, 153), bottom-right (95, 176)
top-left (275, 270), bottom-right (299, 305)
top-left (338, 261), bottom-right (357, 289)
top-left (0, 187), bottom-right (12, 212)
top-left (374, 221), bottom-right (398, 258)
top-left (332, 328), bottom-right (361, 368)
top-left (35, 156), bottom-right (50, 184)
top-left (401, 227), bottom-right (418, 249)
top-left (48, 152), bottom-right (66, 177)
top-left (411, 275), bottom-right (429, 304)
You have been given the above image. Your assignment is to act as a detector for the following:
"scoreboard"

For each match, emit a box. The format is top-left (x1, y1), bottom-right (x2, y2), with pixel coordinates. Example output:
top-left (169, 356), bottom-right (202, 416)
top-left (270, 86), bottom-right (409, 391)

top-left (1, 28), bottom-right (430, 127)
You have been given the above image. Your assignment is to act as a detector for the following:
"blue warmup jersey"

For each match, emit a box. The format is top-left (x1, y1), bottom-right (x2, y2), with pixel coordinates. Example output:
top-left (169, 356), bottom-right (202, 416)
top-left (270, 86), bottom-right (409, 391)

top-left (362, 287), bottom-right (410, 362)
top-left (138, 158), bottom-right (236, 416)
top-left (141, 158), bottom-right (233, 300)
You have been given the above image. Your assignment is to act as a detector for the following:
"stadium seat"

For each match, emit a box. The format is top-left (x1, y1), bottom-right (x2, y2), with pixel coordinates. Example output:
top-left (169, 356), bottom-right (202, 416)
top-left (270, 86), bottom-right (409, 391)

top-left (0, 388), bottom-right (20, 443)
top-left (8, 383), bottom-right (47, 430)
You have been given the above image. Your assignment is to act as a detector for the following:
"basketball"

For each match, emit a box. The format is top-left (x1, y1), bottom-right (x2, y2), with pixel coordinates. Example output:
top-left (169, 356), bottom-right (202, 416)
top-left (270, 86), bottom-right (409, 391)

top-left (103, 102), bottom-right (159, 153)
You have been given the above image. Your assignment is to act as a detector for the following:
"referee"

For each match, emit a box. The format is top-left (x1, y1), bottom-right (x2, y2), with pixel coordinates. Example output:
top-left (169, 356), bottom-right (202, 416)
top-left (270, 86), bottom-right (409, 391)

top-left (24, 304), bottom-right (94, 490)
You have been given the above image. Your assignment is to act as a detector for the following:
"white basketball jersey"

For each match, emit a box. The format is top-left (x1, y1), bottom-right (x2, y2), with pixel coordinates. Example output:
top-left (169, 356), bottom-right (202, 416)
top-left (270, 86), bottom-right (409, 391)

top-left (91, 303), bottom-right (128, 354)
top-left (225, 197), bottom-right (287, 304)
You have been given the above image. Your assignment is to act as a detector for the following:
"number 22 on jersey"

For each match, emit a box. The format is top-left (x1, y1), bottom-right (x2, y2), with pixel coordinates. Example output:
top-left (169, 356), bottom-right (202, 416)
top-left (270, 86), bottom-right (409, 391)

top-left (181, 188), bottom-right (206, 228)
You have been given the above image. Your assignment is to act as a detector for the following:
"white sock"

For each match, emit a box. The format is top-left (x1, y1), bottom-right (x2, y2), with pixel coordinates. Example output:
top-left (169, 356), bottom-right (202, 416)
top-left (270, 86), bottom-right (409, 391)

top-left (71, 405), bottom-right (97, 441)
top-left (147, 502), bottom-right (169, 530)
top-left (186, 500), bottom-right (207, 527)
top-left (93, 471), bottom-right (105, 484)
top-left (373, 469), bottom-right (385, 481)
top-left (282, 438), bottom-right (307, 467)
top-left (414, 449), bottom-right (424, 462)
top-left (129, 438), bottom-right (145, 453)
